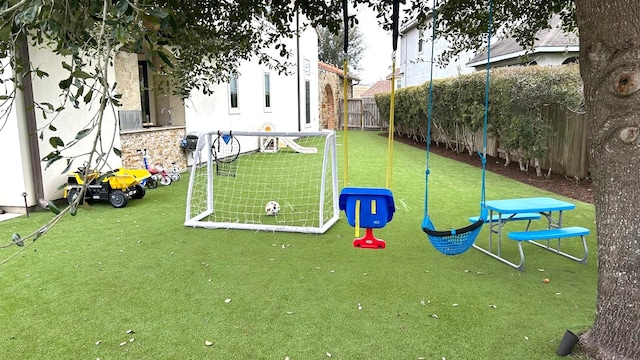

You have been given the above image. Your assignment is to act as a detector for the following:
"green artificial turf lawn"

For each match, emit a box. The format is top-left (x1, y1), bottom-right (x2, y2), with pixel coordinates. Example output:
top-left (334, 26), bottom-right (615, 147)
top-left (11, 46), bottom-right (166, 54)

top-left (0, 131), bottom-right (596, 359)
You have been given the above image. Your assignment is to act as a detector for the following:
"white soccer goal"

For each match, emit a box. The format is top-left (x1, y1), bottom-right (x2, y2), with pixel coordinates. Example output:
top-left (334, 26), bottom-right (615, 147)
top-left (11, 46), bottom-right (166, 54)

top-left (184, 130), bottom-right (339, 233)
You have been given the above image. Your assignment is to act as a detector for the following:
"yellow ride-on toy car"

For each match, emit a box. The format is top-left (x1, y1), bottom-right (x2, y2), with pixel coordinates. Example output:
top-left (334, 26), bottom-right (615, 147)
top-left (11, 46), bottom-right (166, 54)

top-left (64, 167), bottom-right (152, 208)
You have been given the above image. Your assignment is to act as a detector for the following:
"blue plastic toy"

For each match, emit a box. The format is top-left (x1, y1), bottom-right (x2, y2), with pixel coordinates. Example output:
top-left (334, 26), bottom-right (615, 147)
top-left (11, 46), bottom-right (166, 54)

top-left (339, 187), bottom-right (395, 249)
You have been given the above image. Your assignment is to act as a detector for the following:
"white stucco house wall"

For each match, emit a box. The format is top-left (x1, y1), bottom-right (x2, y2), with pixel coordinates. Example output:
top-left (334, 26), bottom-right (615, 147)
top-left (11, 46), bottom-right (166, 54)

top-left (0, 17), bottom-right (319, 214)
top-left (186, 28), bottom-right (319, 136)
top-left (0, 48), bottom-right (123, 213)
top-left (398, 17), bottom-right (475, 88)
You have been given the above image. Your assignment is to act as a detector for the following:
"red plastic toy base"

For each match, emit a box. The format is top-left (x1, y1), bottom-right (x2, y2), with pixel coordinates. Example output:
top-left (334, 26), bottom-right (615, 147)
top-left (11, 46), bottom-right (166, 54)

top-left (353, 228), bottom-right (386, 249)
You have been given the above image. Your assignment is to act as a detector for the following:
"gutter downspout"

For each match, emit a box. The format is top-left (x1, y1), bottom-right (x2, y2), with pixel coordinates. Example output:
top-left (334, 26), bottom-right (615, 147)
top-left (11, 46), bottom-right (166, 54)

top-left (17, 33), bottom-right (46, 208)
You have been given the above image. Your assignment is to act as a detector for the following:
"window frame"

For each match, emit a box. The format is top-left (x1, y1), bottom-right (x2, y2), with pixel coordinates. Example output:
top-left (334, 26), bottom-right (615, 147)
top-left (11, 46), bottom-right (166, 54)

top-left (263, 71), bottom-right (272, 112)
top-left (305, 80), bottom-right (311, 124)
top-left (304, 59), bottom-right (311, 76)
top-left (228, 72), bottom-right (240, 114)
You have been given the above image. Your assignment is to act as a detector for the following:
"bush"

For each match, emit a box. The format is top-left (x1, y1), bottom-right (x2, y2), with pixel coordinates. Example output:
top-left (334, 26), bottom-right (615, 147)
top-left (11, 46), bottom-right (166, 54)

top-left (376, 65), bottom-right (584, 161)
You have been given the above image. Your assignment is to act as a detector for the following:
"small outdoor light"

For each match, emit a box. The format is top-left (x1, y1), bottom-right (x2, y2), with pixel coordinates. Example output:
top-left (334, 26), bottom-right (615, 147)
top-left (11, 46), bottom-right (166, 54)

top-left (21, 192), bottom-right (29, 218)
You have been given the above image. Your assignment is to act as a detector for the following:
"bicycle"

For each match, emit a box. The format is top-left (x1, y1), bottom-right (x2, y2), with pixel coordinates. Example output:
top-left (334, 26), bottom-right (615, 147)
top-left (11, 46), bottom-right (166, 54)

top-left (169, 161), bottom-right (181, 182)
top-left (141, 152), bottom-right (159, 189)
top-left (150, 163), bottom-right (172, 186)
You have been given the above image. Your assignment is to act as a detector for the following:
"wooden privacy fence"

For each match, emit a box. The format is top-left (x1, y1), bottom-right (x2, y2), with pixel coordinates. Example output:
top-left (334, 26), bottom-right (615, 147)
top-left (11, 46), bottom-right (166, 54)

top-left (338, 98), bottom-right (386, 130)
top-left (541, 106), bottom-right (588, 179)
top-left (341, 98), bottom-right (588, 178)
top-left (454, 105), bottom-right (589, 178)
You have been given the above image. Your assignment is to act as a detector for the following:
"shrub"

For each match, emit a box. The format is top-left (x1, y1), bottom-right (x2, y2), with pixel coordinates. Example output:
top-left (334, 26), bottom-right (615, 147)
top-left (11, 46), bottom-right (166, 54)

top-left (376, 65), bottom-right (584, 162)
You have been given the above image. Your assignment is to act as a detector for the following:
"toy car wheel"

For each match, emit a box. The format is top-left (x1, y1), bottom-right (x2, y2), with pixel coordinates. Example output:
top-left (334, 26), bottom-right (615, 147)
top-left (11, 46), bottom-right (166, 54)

top-left (132, 184), bottom-right (146, 199)
top-left (160, 175), bottom-right (172, 186)
top-left (145, 178), bottom-right (158, 189)
top-left (171, 173), bottom-right (181, 182)
top-left (109, 190), bottom-right (129, 208)
top-left (66, 188), bottom-right (84, 205)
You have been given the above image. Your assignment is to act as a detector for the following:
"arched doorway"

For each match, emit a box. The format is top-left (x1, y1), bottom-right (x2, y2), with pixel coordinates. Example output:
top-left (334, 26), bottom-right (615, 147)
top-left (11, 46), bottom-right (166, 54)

top-left (321, 84), bottom-right (336, 129)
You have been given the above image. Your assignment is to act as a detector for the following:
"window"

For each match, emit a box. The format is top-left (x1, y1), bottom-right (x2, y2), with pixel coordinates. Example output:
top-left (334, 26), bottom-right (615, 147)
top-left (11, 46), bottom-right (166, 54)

top-left (229, 73), bottom-right (239, 112)
top-left (305, 80), bottom-right (311, 124)
top-left (264, 72), bottom-right (271, 110)
top-left (304, 59), bottom-right (311, 76)
top-left (418, 29), bottom-right (424, 53)
top-left (138, 61), bottom-right (151, 124)
top-left (396, 78), bottom-right (402, 89)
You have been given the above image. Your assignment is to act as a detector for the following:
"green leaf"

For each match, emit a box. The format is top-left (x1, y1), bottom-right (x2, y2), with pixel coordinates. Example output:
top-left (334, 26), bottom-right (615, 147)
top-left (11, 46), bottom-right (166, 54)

top-left (17, 3), bottom-right (41, 24)
top-left (115, 25), bottom-right (127, 44)
top-left (57, 48), bottom-right (74, 56)
top-left (148, 7), bottom-right (169, 19)
top-left (83, 90), bottom-right (94, 103)
top-left (71, 70), bottom-right (92, 79)
top-left (61, 159), bottom-right (74, 174)
top-left (49, 124), bottom-right (57, 131)
top-left (157, 51), bottom-right (174, 68)
top-left (41, 151), bottom-right (61, 162)
top-left (59, 77), bottom-right (72, 90)
top-left (75, 85), bottom-right (84, 98)
top-left (44, 155), bottom-right (63, 169)
top-left (115, 0), bottom-right (129, 16)
top-left (0, 95), bottom-right (9, 100)
top-left (62, 62), bottom-right (73, 71)
top-left (0, 24), bottom-right (12, 42)
top-left (48, 201), bottom-right (60, 215)
top-left (35, 69), bottom-right (48, 78)
top-left (49, 136), bottom-right (65, 148)
top-left (75, 129), bottom-right (91, 140)
top-left (113, 147), bottom-right (122, 157)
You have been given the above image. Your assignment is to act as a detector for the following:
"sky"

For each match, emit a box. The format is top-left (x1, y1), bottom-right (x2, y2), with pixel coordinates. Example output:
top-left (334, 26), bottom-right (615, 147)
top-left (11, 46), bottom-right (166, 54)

top-left (352, 1), bottom-right (425, 85)
top-left (353, 5), bottom-right (395, 85)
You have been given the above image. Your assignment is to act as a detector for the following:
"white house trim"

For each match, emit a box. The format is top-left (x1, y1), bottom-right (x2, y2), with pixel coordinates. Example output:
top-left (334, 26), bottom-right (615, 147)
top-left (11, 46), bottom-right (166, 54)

top-left (467, 46), bottom-right (580, 67)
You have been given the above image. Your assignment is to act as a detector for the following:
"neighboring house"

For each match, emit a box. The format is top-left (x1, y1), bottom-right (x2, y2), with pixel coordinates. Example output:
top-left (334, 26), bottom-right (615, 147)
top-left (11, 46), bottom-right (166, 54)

top-left (387, 68), bottom-right (403, 90)
top-left (0, 23), bottom-right (318, 214)
top-left (361, 80), bottom-right (391, 98)
top-left (466, 15), bottom-right (578, 70)
top-left (399, 17), bottom-right (475, 88)
top-left (352, 84), bottom-right (369, 99)
top-left (318, 61), bottom-right (360, 130)
top-left (359, 67), bottom-right (400, 98)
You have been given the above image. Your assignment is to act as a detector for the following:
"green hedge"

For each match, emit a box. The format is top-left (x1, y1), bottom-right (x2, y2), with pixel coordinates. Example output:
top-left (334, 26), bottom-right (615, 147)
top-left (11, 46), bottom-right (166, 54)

top-left (376, 65), bottom-right (584, 159)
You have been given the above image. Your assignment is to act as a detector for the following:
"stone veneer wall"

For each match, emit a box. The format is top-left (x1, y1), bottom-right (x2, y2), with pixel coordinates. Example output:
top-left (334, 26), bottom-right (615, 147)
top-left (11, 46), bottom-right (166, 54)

top-left (318, 71), bottom-right (344, 130)
top-left (120, 126), bottom-right (188, 171)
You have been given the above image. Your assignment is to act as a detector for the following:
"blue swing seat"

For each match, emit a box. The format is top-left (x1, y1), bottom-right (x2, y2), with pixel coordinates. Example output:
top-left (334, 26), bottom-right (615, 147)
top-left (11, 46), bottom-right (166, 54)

top-left (339, 187), bottom-right (395, 228)
top-left (422, 216), bottom-right (483, 255)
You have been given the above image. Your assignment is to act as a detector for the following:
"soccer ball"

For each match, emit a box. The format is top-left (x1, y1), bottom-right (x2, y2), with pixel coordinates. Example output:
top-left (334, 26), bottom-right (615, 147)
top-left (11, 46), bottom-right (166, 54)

top-left (265, 201), bottom-right (280, 216)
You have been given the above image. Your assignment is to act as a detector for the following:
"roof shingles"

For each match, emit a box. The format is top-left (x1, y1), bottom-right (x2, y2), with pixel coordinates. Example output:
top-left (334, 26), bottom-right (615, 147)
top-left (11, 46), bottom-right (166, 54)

top-left (467, 15), bottom-right (578, 65)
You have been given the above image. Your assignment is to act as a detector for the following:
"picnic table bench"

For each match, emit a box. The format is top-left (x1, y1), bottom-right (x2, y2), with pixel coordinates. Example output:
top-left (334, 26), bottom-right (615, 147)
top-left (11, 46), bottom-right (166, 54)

top-left (472, 197), bottom-right (590, 271)
top-left (507, 226), bottom-right (590, 271)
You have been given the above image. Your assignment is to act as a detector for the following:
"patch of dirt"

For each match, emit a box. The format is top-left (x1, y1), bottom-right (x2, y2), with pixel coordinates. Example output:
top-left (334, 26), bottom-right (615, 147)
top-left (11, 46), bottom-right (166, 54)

top-left (393, 135), bottom-right (593, 204)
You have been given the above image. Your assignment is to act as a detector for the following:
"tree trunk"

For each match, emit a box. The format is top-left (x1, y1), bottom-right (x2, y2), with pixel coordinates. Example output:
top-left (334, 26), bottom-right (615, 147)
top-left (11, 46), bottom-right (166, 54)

top-left (576, 1), bottom-right (640, 359)
top-left (534, 158), bottom-right (542, 177)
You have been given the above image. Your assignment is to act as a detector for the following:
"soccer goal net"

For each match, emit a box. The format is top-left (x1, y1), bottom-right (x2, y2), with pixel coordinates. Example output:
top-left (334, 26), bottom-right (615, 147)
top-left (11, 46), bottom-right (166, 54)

top-left (184, 130), bottom-right (339, 233)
